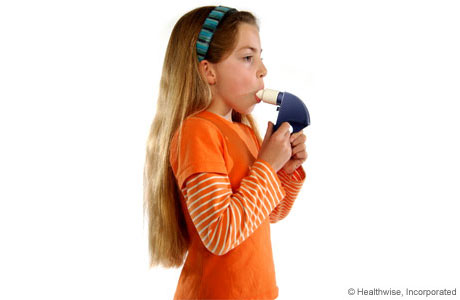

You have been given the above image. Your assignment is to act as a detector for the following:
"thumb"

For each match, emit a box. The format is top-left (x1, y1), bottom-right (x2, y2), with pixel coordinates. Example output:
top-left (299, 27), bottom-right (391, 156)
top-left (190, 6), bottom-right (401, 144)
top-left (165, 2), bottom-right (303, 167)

top-left (264, 121), bottom-right (274, 139)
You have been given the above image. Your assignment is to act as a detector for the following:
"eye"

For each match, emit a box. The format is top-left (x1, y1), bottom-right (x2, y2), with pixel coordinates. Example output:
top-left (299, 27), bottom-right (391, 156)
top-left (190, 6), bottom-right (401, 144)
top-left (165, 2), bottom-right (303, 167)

top-left (243, 56), bottom-right (253, 62)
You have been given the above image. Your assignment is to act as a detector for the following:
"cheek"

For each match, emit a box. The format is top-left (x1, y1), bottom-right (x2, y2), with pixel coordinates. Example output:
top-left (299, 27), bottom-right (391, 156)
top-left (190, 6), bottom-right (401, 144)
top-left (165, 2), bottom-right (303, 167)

top-left (221, 64), bottom-right (251, 91)
top-left (229, 70), bottom-right (252, 95)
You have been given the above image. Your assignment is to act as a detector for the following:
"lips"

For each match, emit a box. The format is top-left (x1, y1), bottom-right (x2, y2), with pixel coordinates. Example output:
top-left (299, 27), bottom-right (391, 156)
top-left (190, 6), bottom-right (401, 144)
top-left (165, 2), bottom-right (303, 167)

top-left (255, 87), bottom-right (264, 103)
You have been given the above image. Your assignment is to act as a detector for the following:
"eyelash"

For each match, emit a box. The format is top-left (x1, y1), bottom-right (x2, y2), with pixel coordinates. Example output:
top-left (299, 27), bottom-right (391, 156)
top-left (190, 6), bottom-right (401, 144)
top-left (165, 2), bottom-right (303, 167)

top-left (243, 56), bottom-right (264, 62)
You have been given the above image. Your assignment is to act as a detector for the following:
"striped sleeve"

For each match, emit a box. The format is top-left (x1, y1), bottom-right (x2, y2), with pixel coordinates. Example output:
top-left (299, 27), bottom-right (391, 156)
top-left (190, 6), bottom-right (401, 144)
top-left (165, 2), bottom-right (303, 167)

top-left (269, 166), bottom-right (306, 223)
top-left (180, 159), bottom-right (286, 256)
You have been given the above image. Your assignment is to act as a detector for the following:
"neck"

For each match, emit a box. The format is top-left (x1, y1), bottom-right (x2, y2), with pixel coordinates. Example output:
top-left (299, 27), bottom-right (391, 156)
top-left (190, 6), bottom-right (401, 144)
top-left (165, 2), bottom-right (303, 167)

top-left (206, 96), bottom-right (233, 122)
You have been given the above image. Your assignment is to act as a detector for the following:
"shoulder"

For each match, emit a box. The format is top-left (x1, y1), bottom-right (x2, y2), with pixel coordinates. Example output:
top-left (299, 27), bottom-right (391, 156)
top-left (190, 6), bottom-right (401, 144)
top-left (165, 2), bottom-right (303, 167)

top-left (173, 115), bottom-right (224, 143)
top-left (170, 114), bottom-right (226, 157)
top-left (184, 115), bottom-right (221, 132)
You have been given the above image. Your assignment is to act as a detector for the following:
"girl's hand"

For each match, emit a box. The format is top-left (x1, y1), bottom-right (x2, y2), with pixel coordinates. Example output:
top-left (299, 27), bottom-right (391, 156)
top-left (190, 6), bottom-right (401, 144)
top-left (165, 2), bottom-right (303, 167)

top-left (281, 130), bottom-right (308, 174)
top-left (257, 122), bottom-right (293, 173)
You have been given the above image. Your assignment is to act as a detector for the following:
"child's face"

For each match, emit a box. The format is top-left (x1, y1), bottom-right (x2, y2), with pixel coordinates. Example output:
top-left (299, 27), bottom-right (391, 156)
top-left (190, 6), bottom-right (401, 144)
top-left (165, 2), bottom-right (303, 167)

top-left (206, 23), bottom-right (267, 116)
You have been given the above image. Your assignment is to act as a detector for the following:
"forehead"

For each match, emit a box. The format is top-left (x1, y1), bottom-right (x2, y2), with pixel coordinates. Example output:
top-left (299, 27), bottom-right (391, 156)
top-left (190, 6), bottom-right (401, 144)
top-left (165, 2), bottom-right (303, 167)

top-left (234, 23), bottom-right (261, 52)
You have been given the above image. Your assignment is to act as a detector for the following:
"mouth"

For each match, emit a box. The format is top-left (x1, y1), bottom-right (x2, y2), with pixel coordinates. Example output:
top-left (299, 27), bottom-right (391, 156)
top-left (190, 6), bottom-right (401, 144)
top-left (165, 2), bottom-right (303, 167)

top-left (255, 87), bottom-right (264, 103)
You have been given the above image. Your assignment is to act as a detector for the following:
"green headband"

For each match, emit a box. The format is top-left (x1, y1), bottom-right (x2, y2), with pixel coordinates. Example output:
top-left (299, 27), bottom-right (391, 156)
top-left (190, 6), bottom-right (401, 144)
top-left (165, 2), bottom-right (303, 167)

top-left (196, 5), bottom-right (238, 62)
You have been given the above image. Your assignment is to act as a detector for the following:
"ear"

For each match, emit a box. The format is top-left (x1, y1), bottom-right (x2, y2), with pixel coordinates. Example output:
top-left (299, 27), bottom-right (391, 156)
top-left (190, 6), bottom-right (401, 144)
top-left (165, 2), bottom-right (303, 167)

top-left (199, 60), bottom-right (217, 85)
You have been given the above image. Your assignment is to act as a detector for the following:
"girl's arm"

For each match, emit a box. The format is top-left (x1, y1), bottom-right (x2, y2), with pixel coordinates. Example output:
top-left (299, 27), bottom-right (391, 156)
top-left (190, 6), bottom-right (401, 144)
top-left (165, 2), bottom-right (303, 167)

top-left (269, 166), bottom-right (306, 223)
top-left (181, 158), bottom-right (285, 256)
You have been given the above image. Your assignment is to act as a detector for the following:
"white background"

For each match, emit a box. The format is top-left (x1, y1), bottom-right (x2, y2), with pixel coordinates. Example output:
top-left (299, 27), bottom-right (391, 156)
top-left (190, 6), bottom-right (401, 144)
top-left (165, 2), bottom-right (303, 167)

top-left (1, 0), bottom-right (459, 299)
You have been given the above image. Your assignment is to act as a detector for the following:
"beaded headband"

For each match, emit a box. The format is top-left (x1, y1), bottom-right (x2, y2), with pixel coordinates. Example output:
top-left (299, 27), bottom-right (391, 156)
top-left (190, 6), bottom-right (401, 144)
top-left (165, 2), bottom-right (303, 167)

top-left (196, 5), bottom-right (238, 62)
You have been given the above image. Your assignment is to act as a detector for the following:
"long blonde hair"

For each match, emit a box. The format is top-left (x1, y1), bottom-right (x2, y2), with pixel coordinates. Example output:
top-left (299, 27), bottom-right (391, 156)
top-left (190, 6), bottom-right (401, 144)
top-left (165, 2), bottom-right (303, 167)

top-left (143, 6), bottom-right (263, 268)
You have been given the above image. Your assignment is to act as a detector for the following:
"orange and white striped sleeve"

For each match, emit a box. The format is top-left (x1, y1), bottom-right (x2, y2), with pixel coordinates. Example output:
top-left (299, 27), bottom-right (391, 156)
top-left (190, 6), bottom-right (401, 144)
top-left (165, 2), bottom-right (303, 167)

top-left (269, 166), bottom-right (306, 223)
top-left (181, 158), bottom-right (286, 256)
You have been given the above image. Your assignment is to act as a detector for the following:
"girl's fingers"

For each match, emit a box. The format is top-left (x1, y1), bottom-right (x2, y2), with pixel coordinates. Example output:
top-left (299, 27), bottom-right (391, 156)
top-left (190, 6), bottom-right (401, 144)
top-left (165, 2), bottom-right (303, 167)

top-left (294, 151), bottom-right (308, 160)
top-left (292, 143), bottom-right (306, 156)
top-left (289, 131), bottom-right (308, 161)
top-left (290, 130), bottom-right (303, 142)
top-left (290, 133), bottom-right (307, 146)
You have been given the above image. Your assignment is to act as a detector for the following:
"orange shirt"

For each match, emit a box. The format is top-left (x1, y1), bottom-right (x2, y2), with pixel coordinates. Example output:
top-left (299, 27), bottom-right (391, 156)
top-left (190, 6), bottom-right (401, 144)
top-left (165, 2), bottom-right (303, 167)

top-left (169, 110), bottom-right (306, 299)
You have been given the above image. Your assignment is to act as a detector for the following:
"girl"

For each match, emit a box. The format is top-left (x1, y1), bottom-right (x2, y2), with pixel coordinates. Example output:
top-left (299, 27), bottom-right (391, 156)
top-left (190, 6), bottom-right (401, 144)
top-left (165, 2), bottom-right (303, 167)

top-left (144, 5), bottom-right (308, 300)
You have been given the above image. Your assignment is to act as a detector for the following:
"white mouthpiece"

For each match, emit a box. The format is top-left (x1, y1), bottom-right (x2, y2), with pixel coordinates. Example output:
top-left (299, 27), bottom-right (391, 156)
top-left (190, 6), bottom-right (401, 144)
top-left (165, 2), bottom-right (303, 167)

top-left (256, 88), bottom-right (280, 105)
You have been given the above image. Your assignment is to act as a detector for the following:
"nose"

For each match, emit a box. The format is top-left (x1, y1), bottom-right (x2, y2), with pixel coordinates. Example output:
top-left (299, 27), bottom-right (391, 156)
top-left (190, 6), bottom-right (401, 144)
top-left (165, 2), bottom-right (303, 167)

top-left (257, 60), bottom-right (267, 79)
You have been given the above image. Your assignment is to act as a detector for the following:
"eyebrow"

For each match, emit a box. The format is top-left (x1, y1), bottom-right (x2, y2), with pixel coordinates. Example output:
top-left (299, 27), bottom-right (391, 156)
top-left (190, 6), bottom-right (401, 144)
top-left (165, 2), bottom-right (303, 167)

top-left (237, 46), bottom-right (263, 53)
